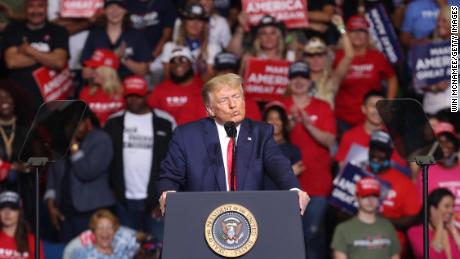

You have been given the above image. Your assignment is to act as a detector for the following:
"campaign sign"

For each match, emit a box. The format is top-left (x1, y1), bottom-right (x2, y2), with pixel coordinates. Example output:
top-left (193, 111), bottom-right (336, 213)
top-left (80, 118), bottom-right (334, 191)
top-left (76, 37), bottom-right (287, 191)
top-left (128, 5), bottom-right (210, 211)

top-left (329, 163), bottom-right (391, 215)
top-left (60, 0), bottom-right (104, 18)
top-left (409, 40), bottom-right (451, 91)
top-left (242, 0), bottom-right (309, 29)
top-left (33, 66), bottom-right (73, 102)
top-left (365, 4), bottom-right (404, 64)
top-left (243, 58), bottom-right (290, 101)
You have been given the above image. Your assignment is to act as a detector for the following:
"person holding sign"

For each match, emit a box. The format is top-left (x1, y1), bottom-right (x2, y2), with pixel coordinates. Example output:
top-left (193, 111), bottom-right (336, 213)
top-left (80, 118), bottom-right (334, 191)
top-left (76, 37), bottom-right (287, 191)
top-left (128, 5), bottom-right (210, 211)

top-left (334, 15), bottom-right (398, 133)
top-left (282, 61), bottom-right (336, 259)
top-left (3, 0), bottom-right (69, 110)
top-left (331, 177), bottom-right (401, 259)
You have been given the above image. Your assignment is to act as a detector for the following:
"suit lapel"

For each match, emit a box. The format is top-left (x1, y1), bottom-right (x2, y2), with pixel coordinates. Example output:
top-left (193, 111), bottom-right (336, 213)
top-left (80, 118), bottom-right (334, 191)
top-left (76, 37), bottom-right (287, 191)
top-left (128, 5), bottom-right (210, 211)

top-left (202, 118), bottom-right (226, 191)
top-left (236, 119), bottom-right (254, 190)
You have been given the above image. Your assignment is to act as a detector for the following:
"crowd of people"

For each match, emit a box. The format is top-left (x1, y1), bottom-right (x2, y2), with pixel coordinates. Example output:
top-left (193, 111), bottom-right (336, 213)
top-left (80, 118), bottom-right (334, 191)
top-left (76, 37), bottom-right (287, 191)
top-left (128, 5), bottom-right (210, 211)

top-left (0, 0), bottom-right (459, 258)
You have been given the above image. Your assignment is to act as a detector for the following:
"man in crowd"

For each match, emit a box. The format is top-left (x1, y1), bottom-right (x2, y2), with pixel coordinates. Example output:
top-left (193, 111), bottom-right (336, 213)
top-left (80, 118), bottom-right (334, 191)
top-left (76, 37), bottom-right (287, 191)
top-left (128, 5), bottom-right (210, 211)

top-left (331, 177), bottom-right (400, 259)
top-left (147, 46), bottom-right (206, 125)
top-left (3, 0), bottom-right (69, 110)
top-left (45, 110), bottom-right (115, 242)
top-left (366, 130), bottom-right (421, 255)
top-left (104, 75), bottom-right (175, 237)
top-left (157, 73), bottom-right (309, 215)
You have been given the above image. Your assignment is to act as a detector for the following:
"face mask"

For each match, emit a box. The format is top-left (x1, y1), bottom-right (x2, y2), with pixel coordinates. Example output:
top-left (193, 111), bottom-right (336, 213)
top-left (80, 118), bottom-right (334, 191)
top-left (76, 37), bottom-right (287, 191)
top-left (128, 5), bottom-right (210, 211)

top-left (442, 153), bottom-right (458, 167)
top-left (369, 159), bottom-right (390, 173)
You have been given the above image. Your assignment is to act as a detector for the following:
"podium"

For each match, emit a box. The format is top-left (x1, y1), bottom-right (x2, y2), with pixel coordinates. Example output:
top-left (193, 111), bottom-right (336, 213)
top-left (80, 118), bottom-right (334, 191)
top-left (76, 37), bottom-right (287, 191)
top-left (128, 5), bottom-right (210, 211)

top-left (162, 191), bottom-right (305, 259)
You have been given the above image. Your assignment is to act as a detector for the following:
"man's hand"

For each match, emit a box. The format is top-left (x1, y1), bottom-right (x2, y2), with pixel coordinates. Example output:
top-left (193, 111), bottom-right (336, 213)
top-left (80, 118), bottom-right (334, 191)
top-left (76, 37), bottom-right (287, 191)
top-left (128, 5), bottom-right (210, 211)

top-left (292, 161), bottom-right (305, 176)
top-left (297, 190), bottom-right (310, 215)
top-left (159, 190), bottom-right (176, 216)
top-left (47, 199), bottom-right (65, 230)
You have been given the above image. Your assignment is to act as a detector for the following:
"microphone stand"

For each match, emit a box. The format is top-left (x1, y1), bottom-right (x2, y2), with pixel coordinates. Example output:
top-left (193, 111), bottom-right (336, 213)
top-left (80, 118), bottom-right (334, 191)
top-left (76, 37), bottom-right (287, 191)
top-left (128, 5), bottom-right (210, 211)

top-left (224, 121), bottom-right (237, 191)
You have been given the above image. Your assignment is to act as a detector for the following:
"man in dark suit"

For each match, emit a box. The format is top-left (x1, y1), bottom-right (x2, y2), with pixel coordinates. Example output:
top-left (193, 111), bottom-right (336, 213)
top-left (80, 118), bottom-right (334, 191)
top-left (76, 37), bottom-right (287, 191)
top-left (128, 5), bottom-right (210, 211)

top-left (158, 73), bottom-right (310, 214)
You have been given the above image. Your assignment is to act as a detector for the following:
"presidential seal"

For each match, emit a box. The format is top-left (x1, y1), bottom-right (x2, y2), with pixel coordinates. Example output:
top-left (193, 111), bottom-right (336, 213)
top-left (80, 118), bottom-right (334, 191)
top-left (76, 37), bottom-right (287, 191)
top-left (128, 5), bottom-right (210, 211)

top-left (205, 204), bottom-right (258, 257)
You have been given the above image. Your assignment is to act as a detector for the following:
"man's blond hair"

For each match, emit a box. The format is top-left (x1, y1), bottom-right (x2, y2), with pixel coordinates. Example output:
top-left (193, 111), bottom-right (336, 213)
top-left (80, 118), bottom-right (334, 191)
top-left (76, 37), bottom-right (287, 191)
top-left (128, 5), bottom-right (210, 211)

top-left (201, 73), bottom-right (244, 105)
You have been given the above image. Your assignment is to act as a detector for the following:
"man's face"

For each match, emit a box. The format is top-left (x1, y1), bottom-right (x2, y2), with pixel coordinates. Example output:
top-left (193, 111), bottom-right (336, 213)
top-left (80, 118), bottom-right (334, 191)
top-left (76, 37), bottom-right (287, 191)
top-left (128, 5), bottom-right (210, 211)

top-left (26, 0), bottom-right (47, 26)
top-left (357, 195), bottom-right (380, 214)
top-left (362, 96), bottom-right (383, 126)
top-left (125, 95), bottom-right (148, 114)
top-left (170, 56), bottom-right (193, 79)
top-left (206, 84), bottom-right (245, 125)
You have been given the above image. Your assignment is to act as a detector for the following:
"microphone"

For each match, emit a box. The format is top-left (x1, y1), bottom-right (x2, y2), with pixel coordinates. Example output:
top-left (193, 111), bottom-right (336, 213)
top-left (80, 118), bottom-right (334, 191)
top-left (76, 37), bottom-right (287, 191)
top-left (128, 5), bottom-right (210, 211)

top-left (224, 121), bottom-right (237, 138)
top-left (224, 121), bottom-right (237, 191)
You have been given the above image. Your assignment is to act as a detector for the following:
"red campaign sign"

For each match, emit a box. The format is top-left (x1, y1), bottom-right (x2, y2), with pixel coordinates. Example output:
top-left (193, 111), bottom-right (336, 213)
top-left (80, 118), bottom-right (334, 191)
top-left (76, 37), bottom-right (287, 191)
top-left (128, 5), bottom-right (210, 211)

top-left (33, 66), bottom-right (73, 102)
top-left (243, 58), bottom-right (290, 101)
top-left (60, 0), bottom-right (104, 18)
top-left (242, 0), bottom-right (308, 29)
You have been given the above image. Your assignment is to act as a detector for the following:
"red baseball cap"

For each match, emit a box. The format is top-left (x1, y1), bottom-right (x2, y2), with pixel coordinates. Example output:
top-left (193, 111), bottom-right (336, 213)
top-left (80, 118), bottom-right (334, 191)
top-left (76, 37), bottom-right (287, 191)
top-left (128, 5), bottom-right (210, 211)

top-left (123, 76), bottom-right (148, 97)
top-left (84, 49), bottom-right (120, 70)
top-left (347, 16), bottom-right (370, 31)
top-left (434, 122), bottom-right (456, 136)
top-left (355, 177), bottom-right (381, 197)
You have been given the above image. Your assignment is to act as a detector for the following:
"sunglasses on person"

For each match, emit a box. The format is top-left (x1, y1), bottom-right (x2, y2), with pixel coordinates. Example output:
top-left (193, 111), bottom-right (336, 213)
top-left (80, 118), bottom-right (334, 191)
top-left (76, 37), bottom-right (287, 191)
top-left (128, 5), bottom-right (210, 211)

top-left (170, 56), bottom-right (190, 64)
top-left (303, 52), bottom-right (327, 58)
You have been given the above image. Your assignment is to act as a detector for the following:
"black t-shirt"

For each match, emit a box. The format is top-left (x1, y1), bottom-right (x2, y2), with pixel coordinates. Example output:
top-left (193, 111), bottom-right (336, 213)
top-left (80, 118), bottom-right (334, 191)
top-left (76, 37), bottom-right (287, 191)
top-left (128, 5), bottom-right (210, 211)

top-left (3, 21), bottom-right (69, 110)
top-left (80, 27), bottom-right (151, 79)
top-left (127, 0), bottom-right (177, 52)
top-left (308, 0), bottom-right (335, 11)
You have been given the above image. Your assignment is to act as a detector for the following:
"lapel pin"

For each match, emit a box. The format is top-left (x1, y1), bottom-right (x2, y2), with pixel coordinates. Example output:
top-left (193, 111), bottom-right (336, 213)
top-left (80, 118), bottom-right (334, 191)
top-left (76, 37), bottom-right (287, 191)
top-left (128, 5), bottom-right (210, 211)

top-left (248, 137), bottom-right (252, 141)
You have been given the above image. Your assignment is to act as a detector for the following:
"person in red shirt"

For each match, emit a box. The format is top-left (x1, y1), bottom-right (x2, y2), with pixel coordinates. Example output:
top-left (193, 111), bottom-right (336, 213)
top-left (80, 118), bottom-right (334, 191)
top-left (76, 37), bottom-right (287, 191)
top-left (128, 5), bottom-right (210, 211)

top-left (79, 48), bottom-right (125, 126)
top-left (0, 191), bottom-right (44, 259)
top-left (147, 46), bottom-right (207, 125)
top-left (367, 130), bottom-right (421, 256)
top-left (334, 16), bottom-right (398, 133)
top-left (283, 61), bottom-right (336, 259)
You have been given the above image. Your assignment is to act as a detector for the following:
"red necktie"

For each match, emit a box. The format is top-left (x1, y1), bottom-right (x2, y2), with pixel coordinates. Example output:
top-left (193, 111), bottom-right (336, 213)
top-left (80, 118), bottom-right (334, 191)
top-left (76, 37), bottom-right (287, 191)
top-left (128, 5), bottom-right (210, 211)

top-left (227, 138), bottom-right (236, 191)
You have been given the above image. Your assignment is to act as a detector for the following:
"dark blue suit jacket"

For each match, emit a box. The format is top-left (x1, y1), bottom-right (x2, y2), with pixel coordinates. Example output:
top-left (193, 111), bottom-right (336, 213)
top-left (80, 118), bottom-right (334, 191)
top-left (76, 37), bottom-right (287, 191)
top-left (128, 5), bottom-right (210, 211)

top-left (157, 118), bottom-right (300, 194)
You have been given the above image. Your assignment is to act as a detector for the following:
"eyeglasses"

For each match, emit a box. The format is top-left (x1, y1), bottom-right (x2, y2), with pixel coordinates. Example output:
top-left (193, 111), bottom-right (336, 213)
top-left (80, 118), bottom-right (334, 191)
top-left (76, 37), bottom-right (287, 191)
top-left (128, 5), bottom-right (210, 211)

top-left (304, 52), bottom-right (327, 58)
top-left (170, 56), bottom-right (190, 64)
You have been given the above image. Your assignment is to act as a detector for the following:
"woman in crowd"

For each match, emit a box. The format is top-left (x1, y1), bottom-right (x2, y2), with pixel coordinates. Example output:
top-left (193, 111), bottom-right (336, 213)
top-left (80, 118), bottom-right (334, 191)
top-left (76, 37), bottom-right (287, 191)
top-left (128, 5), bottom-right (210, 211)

top-left (80, 49), bottom-right (125, 126)
top-left (334, 15), bottom-right (398, 133)
top-left (71, 209), bottom-right (138, 259)
top-left (282, 61), bottom-right (336, 259)
top-left (408, 188), bottom-right (460, 259)
top-left (161, 3), bottom-right (221, 81)
top-left (303, 15), bottom-right (353, 109)
top-left (0, 191), bottom-right (43, 259)
top-left (81, 0), bottom-right (150, 80)
top-left (262, 102), bottom-right (304, 189)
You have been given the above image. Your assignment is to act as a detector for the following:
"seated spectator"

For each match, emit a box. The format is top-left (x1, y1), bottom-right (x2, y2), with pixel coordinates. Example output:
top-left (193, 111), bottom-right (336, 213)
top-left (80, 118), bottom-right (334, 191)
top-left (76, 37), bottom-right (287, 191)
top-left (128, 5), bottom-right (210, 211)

top-left (148, 47), bottom-right (206, 125)
top-left (422, 6), bottom-right (454, 115)
top-left (400, 0), bottom-right (440, 49)
top-left (0, 191), bottom-right (44, 259)
top-left (81, 0), bottom-right (150, 80)
top-left (160, 3), bottom-right (221, 81)
top-left (262, 101), bottom-right (303, 190)
top-left (3, 0), bottom-right (69, 110)
top-left (331, 177), bottom-right (400, 259)
top-left (366, 130), bottom-right (421, 256)
top-left (415, 122), bottom-right (460, 222)
top-left (408, 188), bottom-right (460, 259)
top-left (213, 51), bottom-right (261, 121)
top-left (334, 16), bottom-right (398, 133)
top-left (70, 209), bottom-right (139, 259)
top-left (282, 61), bottom-right (336, 259)
top-left (173, 0), bottom-right (231, 49)
top-left (45, 110), bottom-right (116, 242)
top-left (303, 15), bottom-right (353, 109)
top-left (80, 49), bottom-right (125, 126)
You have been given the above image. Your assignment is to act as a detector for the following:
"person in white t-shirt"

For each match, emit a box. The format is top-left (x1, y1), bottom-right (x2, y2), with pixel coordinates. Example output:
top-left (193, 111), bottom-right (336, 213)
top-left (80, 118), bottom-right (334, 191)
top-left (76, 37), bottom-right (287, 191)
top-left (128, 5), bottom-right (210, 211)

top-left (104, 75), bottom-right (175, 241)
